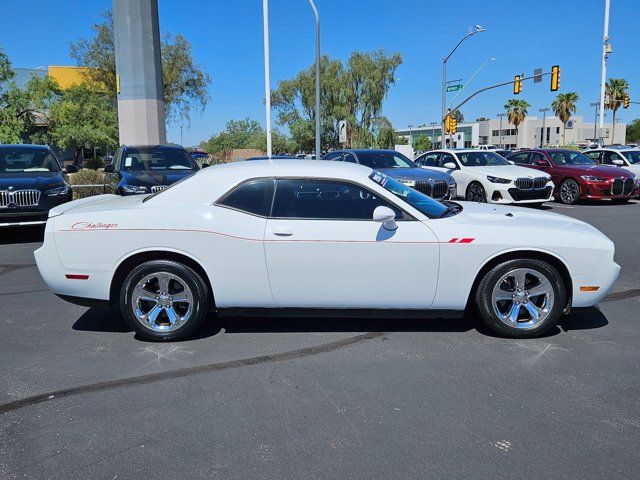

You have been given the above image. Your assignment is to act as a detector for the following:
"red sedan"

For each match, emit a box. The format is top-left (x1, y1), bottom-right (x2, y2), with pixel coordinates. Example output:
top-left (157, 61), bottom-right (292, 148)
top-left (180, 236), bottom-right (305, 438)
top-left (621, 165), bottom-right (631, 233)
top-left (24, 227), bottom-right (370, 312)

top-left (508, 149), bottom-right (638, 204)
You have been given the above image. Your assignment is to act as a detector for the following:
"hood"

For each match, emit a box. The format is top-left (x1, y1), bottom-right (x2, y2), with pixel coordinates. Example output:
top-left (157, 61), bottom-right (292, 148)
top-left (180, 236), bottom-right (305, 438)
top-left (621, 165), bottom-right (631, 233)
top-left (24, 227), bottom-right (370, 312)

top-left (378, 167), bottom-right (454, 184)
top-left (462, 165), bottom-right (550, 180)
top-left (0, 172), bottom-right (65, 191)
top-left (120, 169), bottom-right (197, 186)
top-left (49, 194), bottom-right (143, 218)
top-left (556, 164), bottom-right (634, 178)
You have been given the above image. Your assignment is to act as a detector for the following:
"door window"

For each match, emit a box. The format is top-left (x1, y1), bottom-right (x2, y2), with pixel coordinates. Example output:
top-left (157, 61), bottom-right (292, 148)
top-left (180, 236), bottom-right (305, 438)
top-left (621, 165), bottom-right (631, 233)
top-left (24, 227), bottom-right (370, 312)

top-left (602, 151), bottom-right (622, 165)
top-left (272, 179), bottom-right (405, 220)
top-left (512, 152), bottom-right (531, 164)
top-left (416, 153), bottom-right (440, 167)
top-left (585, 151), bottom-right (602, 162)
top-left (440, 153), bottom-right (458, 168)
top-left (218, 178), bottom-right (275, 217)
top-left (343, 153), bottom-right (358, 163)
top-left (323, 152), bottom-right (343, 161)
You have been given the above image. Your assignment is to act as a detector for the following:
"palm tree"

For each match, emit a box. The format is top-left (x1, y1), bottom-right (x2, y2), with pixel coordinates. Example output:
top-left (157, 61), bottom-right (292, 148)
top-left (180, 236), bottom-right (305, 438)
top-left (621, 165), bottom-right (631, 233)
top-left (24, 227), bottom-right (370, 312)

top-left (605, 78), bottom-right (629, 145)
top-left (504, 99), bottom-right (530, 148)
top-left (551, 92), bottom-right (579, 145)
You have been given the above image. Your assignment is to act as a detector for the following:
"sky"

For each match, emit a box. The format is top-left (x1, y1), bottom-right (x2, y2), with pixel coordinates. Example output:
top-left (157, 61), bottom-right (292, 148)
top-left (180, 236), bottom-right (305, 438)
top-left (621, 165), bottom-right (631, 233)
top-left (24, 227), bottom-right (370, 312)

top-left (1, 0), bottom-right (638, 146)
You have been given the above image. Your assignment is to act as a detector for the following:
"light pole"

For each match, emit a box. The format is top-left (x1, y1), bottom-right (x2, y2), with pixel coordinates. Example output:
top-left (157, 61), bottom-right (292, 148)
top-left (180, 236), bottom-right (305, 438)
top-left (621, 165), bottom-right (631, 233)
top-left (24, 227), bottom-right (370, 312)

top-left (307, 0), bottom-right (320, 159)
top-left (408, 124), bottom-right (413, 146)
top-left (598, 0), bottom-right (611, 147)
top-left (262, 0), bottom-right (272, 158)
top-left (430, 122), bottom-right (438, 147)
top-left (539, 108), bottom-right (550, 147)
top-left (497, 113), bottom-right (506, 148)
top-left (448, 57), bottom-right (495, 108)
top-left (590, 101), bottom-right (600, 144)
top-left (441, 25), bottom-right (485, 148)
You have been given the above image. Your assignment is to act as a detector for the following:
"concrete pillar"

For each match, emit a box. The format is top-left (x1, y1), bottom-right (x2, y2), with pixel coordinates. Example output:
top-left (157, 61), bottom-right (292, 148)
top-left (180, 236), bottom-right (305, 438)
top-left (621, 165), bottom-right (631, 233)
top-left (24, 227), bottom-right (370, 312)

top-left (113, 0), bottom-right (166, 145)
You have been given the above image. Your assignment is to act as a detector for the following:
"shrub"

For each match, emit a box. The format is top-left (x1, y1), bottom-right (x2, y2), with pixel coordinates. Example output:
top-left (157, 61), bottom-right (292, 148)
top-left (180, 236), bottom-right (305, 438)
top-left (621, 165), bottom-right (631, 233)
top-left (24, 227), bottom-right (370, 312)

top-left (84, 157), bottom-right (104, 170)
top-left (68, 169), bottom-right (106, 199)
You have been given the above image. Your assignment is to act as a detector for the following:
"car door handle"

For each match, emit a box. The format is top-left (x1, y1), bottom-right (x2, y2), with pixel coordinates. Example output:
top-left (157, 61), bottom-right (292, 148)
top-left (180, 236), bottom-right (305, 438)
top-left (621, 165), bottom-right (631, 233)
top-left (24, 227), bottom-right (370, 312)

top-left (272, 227), bottom-right (294, 237)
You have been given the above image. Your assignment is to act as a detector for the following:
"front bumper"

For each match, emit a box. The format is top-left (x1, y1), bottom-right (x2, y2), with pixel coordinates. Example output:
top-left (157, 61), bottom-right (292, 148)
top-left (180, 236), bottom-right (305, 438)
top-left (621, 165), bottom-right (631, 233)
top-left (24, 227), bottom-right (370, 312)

top-left (571, 261), bottom-right (621, 307)
top-left (575, 179), bottom-right (638, 200)
top-left (488, 185), bottom-right (554, 204)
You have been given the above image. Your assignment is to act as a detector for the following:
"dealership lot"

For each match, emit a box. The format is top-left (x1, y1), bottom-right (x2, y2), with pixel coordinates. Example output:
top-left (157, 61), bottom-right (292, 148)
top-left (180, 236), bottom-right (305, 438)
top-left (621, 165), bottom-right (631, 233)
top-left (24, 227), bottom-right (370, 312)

top-left (1, 200), bottom-right (639, 479)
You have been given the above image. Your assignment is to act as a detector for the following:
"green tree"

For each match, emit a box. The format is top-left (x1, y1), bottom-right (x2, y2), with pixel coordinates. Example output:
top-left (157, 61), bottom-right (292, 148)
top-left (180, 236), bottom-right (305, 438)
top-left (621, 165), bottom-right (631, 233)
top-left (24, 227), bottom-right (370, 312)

top-left (272, 51), bottom-right (402, 151)
top-left (70, 10), bottom-right (211, 123)
top-left (202, 118), bottom-right (293, 155)
top-left (412, 135), bottom-right (432, 151)
top-left (504, 98), bottom-right (530, 147)
top-left (551, 92), bottom-right (579, 145)
top-left (605, 78), bottom-right (629, 145)
top-left (48, 83), bottom-right (119, 155)
top-left (451, 109), bottom-right (464, 123)
top-left (626, 118), bottom-right (640, 143)
top-left (372, 117), bottom-right (398, 149)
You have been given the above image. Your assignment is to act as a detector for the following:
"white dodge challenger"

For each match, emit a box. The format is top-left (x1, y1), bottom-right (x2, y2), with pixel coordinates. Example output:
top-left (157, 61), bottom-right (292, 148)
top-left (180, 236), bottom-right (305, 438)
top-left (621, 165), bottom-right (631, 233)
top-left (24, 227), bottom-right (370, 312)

top-left (35, 160), bottom-right (619, 340)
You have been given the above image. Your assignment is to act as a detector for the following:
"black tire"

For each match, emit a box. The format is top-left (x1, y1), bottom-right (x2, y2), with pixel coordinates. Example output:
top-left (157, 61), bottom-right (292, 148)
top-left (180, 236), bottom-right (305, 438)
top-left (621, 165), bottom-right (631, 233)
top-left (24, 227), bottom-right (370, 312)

top-left (119, 260), bottom-right (210, 341)
top-left (474, 258), bottom-right (566, 338)
top-left (558, 179), bottom-right (581, 205)
top-left (466, 182), bottom-right (487, 202)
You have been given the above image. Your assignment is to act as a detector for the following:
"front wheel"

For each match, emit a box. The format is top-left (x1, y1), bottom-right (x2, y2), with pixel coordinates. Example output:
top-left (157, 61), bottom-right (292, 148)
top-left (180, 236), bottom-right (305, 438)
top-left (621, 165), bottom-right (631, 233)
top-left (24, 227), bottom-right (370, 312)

top-left (558, 179), bottom-right (581, 205)
top-left (474, 259), bottom-right (566, 338)
top-left (119, 260), bottom-right (210, 341)
top-left (466, 182), bottom-right (487, 203)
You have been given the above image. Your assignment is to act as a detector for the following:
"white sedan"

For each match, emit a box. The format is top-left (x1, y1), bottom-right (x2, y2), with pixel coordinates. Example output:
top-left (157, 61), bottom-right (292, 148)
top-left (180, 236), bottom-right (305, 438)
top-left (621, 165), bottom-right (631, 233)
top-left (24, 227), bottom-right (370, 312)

top-left (415, 149), bottom-right (555, 205)
top-left (35, 160), bottom-right (619, 341)
top-left (583, 148), bottom-right (640, 176)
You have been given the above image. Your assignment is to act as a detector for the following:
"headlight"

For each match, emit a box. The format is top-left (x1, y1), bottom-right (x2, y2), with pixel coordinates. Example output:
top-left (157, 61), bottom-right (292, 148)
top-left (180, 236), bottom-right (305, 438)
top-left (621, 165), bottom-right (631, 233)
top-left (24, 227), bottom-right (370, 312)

top-left (580, 175), bottom-right (605, 182)
top-left (45, 185), bottom-right (70, 196)
top-left (121, 184), bottom-right (148, 194)
top-left (486, 176), bottom-right (511, 184)
top-left (399, 180), bottom-right (416, 187)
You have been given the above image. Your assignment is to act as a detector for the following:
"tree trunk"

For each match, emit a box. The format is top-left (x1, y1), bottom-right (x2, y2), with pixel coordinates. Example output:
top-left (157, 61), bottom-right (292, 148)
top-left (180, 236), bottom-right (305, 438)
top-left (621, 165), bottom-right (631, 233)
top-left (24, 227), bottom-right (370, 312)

top-left (611, 110), bottom-right (617, 145)
top-left (515, 125), bottom-right (519, 148)
top-left (563, 123), bottom-right (566, 146)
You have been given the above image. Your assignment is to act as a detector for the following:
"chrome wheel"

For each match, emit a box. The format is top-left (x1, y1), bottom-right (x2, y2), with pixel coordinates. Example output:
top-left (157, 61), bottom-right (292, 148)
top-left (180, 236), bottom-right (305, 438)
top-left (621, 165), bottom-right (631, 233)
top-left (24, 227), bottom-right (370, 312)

top-left (131, 272), bottom-right (194, 332)
top-left (560, 179), bottom-right (580, 204)
top-left (466, 183), bottom-right (486, 202)
top-left (491, 268), bottom-right (554, 330)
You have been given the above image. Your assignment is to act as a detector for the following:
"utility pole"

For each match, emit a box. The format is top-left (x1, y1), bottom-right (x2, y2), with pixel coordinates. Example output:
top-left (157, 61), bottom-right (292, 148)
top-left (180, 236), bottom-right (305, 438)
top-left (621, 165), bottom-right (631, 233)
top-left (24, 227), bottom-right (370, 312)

top-left (497, 113), bottom-right (506, 148)
top-left (262, 0), bottom-right (272, 158)
top-left (408, 124), bottom-right (413, 146)
top-left (441, 25), bottom-right (485, 148)
top-left (430, 122), bottom-right (438, 147)
top-left (539, 108), bottom-right (550, 147)
top-left (307, 0), bottom-right (320, 160)
top-left (598, 0), bottom-right (611, 147)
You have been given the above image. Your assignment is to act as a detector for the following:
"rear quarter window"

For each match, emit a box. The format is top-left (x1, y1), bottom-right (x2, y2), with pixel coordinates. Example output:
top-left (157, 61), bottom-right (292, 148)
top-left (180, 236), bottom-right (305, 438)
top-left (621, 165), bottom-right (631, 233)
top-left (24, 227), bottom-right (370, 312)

top-left (217, 178), bottom-right (275, 217)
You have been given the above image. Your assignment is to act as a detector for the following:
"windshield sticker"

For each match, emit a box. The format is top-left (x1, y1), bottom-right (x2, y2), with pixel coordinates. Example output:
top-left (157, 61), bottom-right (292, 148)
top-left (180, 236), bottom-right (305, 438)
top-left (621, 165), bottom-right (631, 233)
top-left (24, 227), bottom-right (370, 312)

top-left (124, 157), bottom-right (133, 167)
top-left (370, 171), bottom-right (388, 186)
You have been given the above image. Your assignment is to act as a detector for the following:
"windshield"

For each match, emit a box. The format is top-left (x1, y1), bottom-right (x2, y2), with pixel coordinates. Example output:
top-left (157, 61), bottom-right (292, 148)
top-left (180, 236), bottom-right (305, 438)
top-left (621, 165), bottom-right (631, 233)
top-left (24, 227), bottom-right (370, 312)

top-left (121, 147), bottom-right (197, 171)
top-left (457, 151), bottom-right (510, 167)
top-left (622, 150), bottom-right (640, 164)
top-left (356, 151), bottom-right (416, 169)
top-left (0, 148), bottom-right (60, 173)
top-left (369, 171), bottom-right (448, 219)
top-left (548, 151), bottom-right (595, 166)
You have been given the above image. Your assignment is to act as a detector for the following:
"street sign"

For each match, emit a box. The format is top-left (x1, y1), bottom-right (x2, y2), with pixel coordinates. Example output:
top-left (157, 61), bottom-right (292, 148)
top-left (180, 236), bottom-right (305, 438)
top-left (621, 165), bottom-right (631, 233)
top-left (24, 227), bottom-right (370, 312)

top-left (338, 120), bottom-right (347, 144)
top-left (446, 84), bottom-right (463, 92)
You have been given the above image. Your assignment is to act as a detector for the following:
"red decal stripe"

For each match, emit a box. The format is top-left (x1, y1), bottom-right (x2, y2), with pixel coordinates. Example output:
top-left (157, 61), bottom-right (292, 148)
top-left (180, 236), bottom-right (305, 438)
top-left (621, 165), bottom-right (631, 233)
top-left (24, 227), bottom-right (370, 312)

top-left (65, 274), bottom-right (89, 280)
top-left (448, 237), bottom-right (475, 244)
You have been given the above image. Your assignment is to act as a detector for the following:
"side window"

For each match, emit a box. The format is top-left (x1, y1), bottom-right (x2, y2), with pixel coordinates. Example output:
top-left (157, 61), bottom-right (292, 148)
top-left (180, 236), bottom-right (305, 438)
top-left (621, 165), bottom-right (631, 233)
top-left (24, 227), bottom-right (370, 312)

top-left (585, 151), bottom-right (602, 163)
top-left (113, 147), bottom-right (123, 170)
top-left (272, 179), bottom-right (406, 220)
top-left (323, 152), bottom-right (342, 161)
top-left (601, 151), bottom-right (620, 165)
top-left (440, 153), bottom-right (457, 168)
top-left (343, 153), bottom-right (358, 164)
top-left (417, 153), bottom-right (439, 167)
top-left (529, 152), bottom-right (547, 165)
top-left (512, 152), bottom-right (531, 164)
top-left (218, 178), bottom-right (275, 217)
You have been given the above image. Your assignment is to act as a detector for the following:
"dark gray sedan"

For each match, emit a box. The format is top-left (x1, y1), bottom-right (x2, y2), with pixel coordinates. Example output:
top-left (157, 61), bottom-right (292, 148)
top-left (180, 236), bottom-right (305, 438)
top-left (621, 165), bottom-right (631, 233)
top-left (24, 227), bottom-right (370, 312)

top-left (322, 149), bottom-right (457, 200)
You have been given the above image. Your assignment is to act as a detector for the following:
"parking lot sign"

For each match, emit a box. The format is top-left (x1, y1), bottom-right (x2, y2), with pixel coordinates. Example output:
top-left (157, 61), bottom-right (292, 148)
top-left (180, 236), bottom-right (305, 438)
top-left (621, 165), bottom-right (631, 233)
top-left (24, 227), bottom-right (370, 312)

top-left (339, 120), bottom-right (347, 144)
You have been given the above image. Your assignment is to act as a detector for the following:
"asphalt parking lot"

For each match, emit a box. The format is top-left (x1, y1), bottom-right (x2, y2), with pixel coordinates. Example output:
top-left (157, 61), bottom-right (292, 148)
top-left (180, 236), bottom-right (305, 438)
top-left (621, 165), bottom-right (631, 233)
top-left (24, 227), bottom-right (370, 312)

top-left (1, 200), bottom-right (639, 479)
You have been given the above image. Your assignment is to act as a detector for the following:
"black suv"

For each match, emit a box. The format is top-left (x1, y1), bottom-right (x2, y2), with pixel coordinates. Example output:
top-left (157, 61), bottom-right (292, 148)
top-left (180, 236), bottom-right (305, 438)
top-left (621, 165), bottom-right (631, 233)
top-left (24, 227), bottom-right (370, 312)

top-left (0, 144), bottom-right (76, 227)
top-left (104, 144), bottom-right (200, 195)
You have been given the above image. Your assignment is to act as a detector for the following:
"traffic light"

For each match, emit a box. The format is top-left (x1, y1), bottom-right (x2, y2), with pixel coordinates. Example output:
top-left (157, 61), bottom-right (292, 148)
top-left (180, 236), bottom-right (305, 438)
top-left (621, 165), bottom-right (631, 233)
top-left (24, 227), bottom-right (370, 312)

top-left (450, 116), bottom-right (458, 134)
top-left (444, 112), bottom-right (451, 134)
top-left (623, 93), bottom-right (630, 109)
top-left (550, 65), bottom-right (560, 91)
top-left (513, 75), bottom-right (522, 94)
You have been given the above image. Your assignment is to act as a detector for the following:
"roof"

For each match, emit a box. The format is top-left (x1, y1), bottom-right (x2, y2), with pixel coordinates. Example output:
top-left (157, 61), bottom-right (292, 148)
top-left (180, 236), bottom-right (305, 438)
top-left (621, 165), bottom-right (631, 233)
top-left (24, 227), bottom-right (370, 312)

top-left (0, 144), bottom-right (51, 150)
top-left (330, 149), bottom-right (399, 154)
top-left (122, 144), bottom-right (186, 150)
top-left (200, 159), bottom-right (372, 180)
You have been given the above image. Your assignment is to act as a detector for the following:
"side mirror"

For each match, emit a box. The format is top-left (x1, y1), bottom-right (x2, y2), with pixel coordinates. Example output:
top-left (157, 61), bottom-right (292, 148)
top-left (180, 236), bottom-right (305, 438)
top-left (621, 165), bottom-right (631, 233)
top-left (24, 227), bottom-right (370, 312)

top-left (201, 163), bottom-right (210, 169)
top-left (373, 206), bottom-right (397, 231)
top-left (443, 162), bottom-right (457, 170)
top-left (535, 159), bottom-right (550, 167)
top-left (104, 164), bottom-right (115, 173)
top-left (64, 165), bottom-right (78, 174)
top-left (612, 159), bottom-right (624, 166)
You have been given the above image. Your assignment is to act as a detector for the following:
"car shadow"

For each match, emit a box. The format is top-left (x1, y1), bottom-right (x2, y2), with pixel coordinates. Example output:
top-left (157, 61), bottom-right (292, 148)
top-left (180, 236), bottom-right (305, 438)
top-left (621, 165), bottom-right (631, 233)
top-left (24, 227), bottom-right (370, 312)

top-left (72, 306), bottom-right (609, 341)
top-left (0, 226), bottom-right (45, 245)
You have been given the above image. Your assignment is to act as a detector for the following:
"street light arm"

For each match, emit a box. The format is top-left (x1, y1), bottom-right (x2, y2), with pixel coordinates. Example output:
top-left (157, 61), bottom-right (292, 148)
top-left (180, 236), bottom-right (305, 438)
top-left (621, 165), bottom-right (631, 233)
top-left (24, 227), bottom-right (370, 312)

top-left (448, 57), bottom-right (495, 108)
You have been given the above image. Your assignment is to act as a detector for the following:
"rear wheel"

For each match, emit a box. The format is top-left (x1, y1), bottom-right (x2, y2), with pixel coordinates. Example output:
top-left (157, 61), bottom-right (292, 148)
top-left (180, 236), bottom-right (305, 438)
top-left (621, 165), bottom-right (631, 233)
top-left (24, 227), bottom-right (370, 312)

top-left (466, 182), bottom-right (487, 203)
top-left (558, 179), bottom-right (580, 204)
top-left (475, 259), bottom-right (566, 338)
top-left (119, 260), bottom-right (209, 341)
